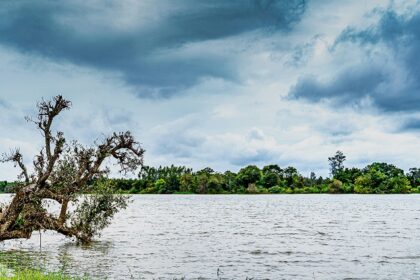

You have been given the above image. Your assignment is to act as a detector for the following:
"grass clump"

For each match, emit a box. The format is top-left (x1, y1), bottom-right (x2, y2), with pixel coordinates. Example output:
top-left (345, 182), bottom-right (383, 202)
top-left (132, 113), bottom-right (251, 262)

top-left (0, 268), bottom-right (87, 280)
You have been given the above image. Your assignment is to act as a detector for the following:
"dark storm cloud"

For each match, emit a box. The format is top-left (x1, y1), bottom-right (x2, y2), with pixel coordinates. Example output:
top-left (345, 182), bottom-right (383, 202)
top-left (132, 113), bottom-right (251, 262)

top-left (336, 9), bottom-right (420, 80)
top-left (290, 8), bottom-right (420, 112)
top-left (289, 66), bottom-right (387, 104)
top-left (0, 0), bottom-right (306, 97)
top-left (401, 118), bottom-right (420, 131)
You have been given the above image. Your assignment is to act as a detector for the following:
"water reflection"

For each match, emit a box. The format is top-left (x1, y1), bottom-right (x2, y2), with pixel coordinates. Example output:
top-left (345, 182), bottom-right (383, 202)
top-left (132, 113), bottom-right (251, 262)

top-left (0, 249), bottom-right (45, 270)
top-left (0, 234), bottom-right (114, 278)
top-left (57, 241), bottom-right (114, 278)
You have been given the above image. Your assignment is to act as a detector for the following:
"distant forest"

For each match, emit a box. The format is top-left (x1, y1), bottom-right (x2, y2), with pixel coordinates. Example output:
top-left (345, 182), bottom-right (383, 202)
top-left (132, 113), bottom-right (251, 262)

top-left (1, 151), bottom-right (419, 194)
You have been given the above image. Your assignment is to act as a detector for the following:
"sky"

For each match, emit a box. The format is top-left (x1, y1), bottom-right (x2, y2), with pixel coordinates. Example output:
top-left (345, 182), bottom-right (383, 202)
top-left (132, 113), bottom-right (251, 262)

top-left (0, 0), bottom-right (419, 180)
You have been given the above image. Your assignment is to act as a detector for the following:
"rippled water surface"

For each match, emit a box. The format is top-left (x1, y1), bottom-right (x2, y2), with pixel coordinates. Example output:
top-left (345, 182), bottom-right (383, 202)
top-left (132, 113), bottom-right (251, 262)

top-left (1, 194), bottom-right (420, 279)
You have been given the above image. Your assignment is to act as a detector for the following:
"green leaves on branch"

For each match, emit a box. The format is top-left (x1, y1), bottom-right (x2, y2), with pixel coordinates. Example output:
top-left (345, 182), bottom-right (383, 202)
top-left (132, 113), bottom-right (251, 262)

top-left (71, 181), bottom-right (129, 242)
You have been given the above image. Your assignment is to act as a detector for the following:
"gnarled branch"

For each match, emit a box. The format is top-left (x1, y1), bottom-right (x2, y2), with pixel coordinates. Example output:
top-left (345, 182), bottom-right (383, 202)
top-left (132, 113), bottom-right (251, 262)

top-left (1, 149), bottom-right (30, 184)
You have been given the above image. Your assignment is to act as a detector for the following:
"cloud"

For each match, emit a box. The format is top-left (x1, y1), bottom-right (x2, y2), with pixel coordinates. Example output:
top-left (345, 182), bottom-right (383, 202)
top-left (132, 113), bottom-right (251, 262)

top-left (289, 6), bottom-right (420, 112)
top-left (149, 116), bottom-right (205, 159)
top-left (0, 99), bottom-right (9, 108)
top-left (289, 65), bottom-right (387, 106)
top-left (336, 8), bottom-right (420, 76)
top-left (2, 0), bottom-right (420, 181)
top-left (401, 118), bottom-right (420, 131)
top-left (150, 117), bottom-right (282, 169)
top-left (0, 0), bottom-right (307, 97)
top-left (284, 35), bottom-right (321, 67)
top-left (103, 108), bottom-right (133, 126)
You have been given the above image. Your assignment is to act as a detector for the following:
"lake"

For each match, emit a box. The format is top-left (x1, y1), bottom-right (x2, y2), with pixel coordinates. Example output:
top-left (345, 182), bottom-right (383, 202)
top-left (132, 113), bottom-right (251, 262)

top-left (1, 194), bottom-right (420, 279)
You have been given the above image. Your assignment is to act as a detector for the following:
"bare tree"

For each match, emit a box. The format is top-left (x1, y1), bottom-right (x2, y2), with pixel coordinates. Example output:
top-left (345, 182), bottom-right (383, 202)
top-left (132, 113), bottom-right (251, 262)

top-left (0, 96), bottom-right (144, 243)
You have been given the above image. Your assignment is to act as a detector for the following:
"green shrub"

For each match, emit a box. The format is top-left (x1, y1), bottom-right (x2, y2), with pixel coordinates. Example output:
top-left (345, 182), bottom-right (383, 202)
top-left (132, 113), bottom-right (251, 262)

top-left (328, 179), bottom-right (343, 193)
top-left (268, 186), bottom-right (283, 194)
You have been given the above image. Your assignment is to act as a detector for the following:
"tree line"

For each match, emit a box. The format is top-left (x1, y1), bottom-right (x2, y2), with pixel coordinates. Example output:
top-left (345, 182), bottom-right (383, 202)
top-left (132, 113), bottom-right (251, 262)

top-left (103, 151), bottom-right (419, 194)
top-left (0, 181), bottom-right (15, 193)
top-left (2, 151), bottom-right (419, 195)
